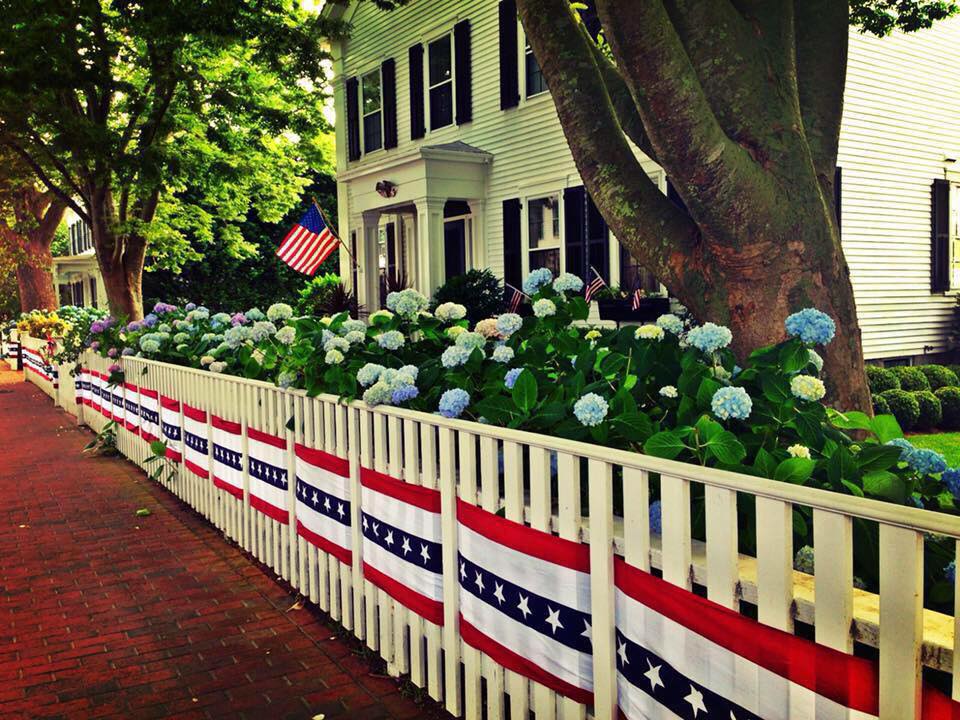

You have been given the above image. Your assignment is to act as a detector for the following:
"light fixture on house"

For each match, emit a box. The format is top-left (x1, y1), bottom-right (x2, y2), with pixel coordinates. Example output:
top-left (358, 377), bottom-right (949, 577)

top-left (376, 180), bottom-right (398, 198)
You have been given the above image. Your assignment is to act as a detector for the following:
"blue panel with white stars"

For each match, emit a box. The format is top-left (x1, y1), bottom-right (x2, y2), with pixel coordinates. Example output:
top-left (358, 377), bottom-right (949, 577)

top-left (361, 512), bottom-right (442, 574)
top-left (213, 444), bottom-right (242, 471)
top-left (184, 431), bottom-right (208, 455)
top-left (248, 457), bottom-right (288, 491)
top-left (161, 421), bottom-right (181, 442)
top-left (296, 478), bottom-right (350, 526)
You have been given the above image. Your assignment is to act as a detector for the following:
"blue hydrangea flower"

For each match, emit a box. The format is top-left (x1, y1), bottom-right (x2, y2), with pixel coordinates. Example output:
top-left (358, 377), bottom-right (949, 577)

top-left (492, 345), bottom-right (514, 363)
top-left (251, 321), bottom-right (278, 342)
top-left (267, 303), bottom-right (293, 322)
top-left (212, 312), bottom-right (231, 326)
top-left (886, 438), bottom-right (916, 463)
top-left (533, 299), bottom-right (556, 318)
top-left (391, 385), bottom-right (419, 404)
top-left (439, 388), bottom-right (470, 418)
top-left (552, 273), bottom-right (584, 293)
top-left (277, 371), bottom-right (297, 388)
top-left (687, 323), bottom-right (733, 353)
top-left (523, 268), bottom-right (553, 295)
top-left (357, 363), bottom-right (385, 387)
top-left (341, 319), bottom-right (367, 335)
top-left (505, 368), bottom-right (524, 389)
top-left (794, 545), bottom-right (815, 574)
top-left (907, 448), bottom-right (948, 476)
top-left (441, 345), bottom-right (472, 368)
top-left (245, 307), bottom-right (265, 322)
top-left (649, 500), bottom-right (662, 535)
top-left (946, 561), bottom-right (957, 584)
top-left (153, 302), bottom-right (177, 315)
top-left (711, 386), bottom-right (752, 421)
top-left (142, 313), bottom-right (158, 328)
top-left (185, 302), bottom-right (196, 311)
top-left (388, 288), bottom-right (429, 318)
top-left (655, 313), bottom-right (684, 335)
top-left (785, 308), bottom-right (836, 345)
top-left (496, 313), bottom-right (523, 337)
top-left (377, 330), bottom-right (405, 350)
top-left (942, 468), bottom-right (960, 499)
top-left (121, 347), bottom-right (135, 356)
top-left (573, 393), bottom-right (608, 427)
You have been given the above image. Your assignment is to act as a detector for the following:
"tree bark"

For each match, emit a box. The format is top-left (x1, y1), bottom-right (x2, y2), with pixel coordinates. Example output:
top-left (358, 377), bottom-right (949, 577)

top-left (0, 186), bottom-right (66, 312)
top-left (517, 0), bottom-right (872, 412)
top-left (15, 244), bottom-right (58, 312)
top-left (87, 184), bottom-right (148, 320)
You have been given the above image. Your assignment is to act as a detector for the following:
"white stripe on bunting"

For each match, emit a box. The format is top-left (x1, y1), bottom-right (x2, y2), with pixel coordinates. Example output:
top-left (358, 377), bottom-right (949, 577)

top-left (139, 388), bottom-right (160, 443)
top-left (123, 383), bottom-right (140, 434)
top-left (247, 426), bottom-right (289, 523)
top-left (182, 404), bottom-right (209, 478)
top-left (212, 415), bottom-right (243, 499)
top-left (295, 444), bottom-right (352, 564)
top-left (160, 395), bottom-right (182, 462)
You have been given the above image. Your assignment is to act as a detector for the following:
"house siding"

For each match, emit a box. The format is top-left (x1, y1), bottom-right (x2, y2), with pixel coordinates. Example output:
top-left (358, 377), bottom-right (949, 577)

top-left (335, 1), bottom-right (960, 361)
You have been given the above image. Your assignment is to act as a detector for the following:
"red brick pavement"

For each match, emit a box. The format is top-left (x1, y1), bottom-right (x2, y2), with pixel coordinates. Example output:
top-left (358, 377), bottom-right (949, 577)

top-left (0, 362), bottom-right (448, 720)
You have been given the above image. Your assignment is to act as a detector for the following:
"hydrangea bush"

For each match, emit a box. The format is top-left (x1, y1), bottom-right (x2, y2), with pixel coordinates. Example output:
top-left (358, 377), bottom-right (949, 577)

top-left (82, 272), bottom-right (960, 607)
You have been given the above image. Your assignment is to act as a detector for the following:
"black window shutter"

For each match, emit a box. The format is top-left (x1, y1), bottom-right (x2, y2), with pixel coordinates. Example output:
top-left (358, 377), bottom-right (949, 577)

top-left (409, 44), bottom-right (425, 140)
top-left (503, 198), bottom-right (522, 292)
top-left (381, 58), bottom-right (397, 149)
top-left (932, 178), bottom-right (951, 292)
top-left (346, 77), bottom-right (361, 161)
top-left (498, 0), bottom-right (519, 110)
top-left (564, 186), bottom-right (586, 281)
top-left (454, 20), bottom-right (472, 124)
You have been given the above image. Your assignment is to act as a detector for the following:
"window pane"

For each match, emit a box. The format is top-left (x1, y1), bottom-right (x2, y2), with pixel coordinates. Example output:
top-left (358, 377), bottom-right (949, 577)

top-left (530, 249), bottom-right (560, 276)
top-left (362, 71), bottom-right (381, 114)
top-left (363, 111), bottom-right (382, 152)
top-left (429, 83), bottom-right (453, 129)
top-left (527, 196), bottom-right (560, 250)
top-left (525, 48), bottom-right (547, 96)
top-left (429, 35), bottom-right (452, 86)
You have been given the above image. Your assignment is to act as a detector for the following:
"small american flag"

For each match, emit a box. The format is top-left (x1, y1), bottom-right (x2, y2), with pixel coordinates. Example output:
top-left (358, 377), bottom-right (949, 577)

top-left (506, 284), bottom-right (524, 313)
top-left (630, 287), bottom-right (645, 311)
top-left (276, 203), bottom-right (340, 275)
top-left (584, 268), bottom-right (606, 303)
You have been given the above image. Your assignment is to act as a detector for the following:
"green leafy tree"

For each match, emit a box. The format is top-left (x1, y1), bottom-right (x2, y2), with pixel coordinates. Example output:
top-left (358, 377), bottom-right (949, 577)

top-left (513, 0), bottom-right (956, 411)
top-left (0, 1), bottom-right (344, 319)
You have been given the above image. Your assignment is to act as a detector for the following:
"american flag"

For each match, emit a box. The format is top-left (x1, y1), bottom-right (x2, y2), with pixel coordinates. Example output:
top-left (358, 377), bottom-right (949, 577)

top-left (630, 287), bottom-right (645, 311)
top-left (276, 204), bottom-right (340, 275)
top-left (506, 284), bottom-right (524, 313)
top-left (584, 267), bottom-right (606, 303)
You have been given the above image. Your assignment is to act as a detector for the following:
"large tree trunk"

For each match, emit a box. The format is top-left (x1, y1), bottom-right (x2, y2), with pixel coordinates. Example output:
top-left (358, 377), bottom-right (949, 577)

top-left (516, 0), bottom-right (873, 412)
top-left (87, 186), bottom-right (148, 320)
top-left (0, 186), bottom-right (66, 312)
top-left (15, 243), bottom-right (58, 311)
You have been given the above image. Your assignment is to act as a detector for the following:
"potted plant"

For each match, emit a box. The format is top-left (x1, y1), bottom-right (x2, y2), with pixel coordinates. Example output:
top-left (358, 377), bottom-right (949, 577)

top-left (594, 286), bottom-right (671, 322)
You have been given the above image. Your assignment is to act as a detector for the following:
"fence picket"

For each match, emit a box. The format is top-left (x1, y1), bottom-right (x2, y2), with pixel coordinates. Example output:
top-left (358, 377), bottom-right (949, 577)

top-left (556, 453), bottom-right (586, 720)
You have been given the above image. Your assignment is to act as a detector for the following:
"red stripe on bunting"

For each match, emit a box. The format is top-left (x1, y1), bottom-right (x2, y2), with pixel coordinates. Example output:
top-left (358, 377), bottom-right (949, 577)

top-left (165, 447), bottom-right (182, 463)
top-left (160, 395), bottom-right (179, 411)
top-left (124, 421), bottom-right (139, 434)
top-left (184, 458), bottom-right (208, 479)
top-left (460, 617), bottom-right (593, 705)
top-left (296, 520), bottom-right (352, 565)
top-left (213, 476), bottom-right (243, 500)
top-left (140, 431), bottom-right (158, 443)
top-left (182, 403), bottom-right (206, 422)
top-left (614, 557), bottom-right (879, 715)
top-left (362, 562), bottom-right (444, 625)
top-left (124, 382), bottom-right (138, 392)
top-left (457, 499), bottom-right (590, 572)
top-left (248, 426), bottom-right (286, 449)
top-left (923, 683), bottom-right (960, 719)
top-left (139, 387), bottom-right (159, 399)
top-left (211, 415), bottom-right (241, 434)
top-left (250, 494), bottom-right (289, 524)
top-left (295, 443), bottom-right (349, 477)
top-left (360, 468), bottom-right (441, 513)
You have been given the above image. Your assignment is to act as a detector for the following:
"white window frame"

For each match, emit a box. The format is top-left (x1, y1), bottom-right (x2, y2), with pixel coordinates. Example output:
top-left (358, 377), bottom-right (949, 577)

top-left (359, 67), bottom-right (383, 155)
top-left (517, 20), bottom-right (548, 101)
top-left (520, 188), bottom-right (564, 278)
top-left (425, 29), bottom-right (456, 133)
top-left (950, 180), bottom-right (960, 292)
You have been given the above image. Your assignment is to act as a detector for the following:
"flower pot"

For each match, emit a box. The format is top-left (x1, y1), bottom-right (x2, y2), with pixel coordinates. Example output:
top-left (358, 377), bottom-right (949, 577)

top-left (596, 297), bottom-right (671, 322)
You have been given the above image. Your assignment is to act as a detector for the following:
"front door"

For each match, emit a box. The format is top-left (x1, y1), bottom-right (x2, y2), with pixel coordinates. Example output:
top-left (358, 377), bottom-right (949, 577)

top-left (444, 219), bottom-right (466, 280)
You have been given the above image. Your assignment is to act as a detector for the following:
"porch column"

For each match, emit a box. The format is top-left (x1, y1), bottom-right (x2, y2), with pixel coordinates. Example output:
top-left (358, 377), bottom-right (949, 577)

top-left (414, 197), bottom-right (446, 297)
top-left (361, 209), bottom-right (381, 310)
top-left (466, 199), bottom-right (486, 271)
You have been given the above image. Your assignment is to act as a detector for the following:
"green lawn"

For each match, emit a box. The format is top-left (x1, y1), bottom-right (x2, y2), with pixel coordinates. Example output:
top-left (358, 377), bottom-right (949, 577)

top-left (910, 432), bottom-right (960, 466)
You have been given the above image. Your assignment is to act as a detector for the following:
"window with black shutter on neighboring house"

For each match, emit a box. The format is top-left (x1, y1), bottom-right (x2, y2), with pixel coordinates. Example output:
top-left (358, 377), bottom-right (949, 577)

top-left (563, 186), bottom-right (608, 284)
top-left (428, 34), bottom-right (454, 130)
top-left (409, 44), bottom-right (426, 139)
top-left (498, 0), bottom-right (519, 109)
top-left (345, 77), bottom-right (361, 161)
top-left (381, 58), bottom-right (397, 149)
top-left (502, 198), bottom-right (522, 294)
top-left (361, 68), bottom-right (383, 153)
top-left (454, 20), bottom-right (472, 124)
top-left (931, 178), bottom-right (960, 292)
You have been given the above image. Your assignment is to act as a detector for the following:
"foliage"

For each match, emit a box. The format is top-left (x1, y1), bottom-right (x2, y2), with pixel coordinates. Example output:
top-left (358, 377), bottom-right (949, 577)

top-left (82, 420), bottom-right (118, 457)
top-left (865, 364), bottom-right (900, 394)
top-left (919, 364), bottom-right (959, 389)
top-left (16, 309), bottom-right (69, 338)
top-left (872, 393), bottom-right (891, 416)
top-left (936, 386), bottom-right (960, 429)
top-left (912, 431), bottom-right (960, 466)
top-left (296, 274), bottom-right (359, 318)
top-left (431, 270), bottom-right (505, 325)
top-left (851, 0), bottom-right (959, 35)
top-left (879, 389), bottom-right (921, 430)
top-left (913, 389), bottom-right (943, 430)
top-left (52, 306), bottom-right (108, 366)
top-left (891, 366), bottom-right (931, 392)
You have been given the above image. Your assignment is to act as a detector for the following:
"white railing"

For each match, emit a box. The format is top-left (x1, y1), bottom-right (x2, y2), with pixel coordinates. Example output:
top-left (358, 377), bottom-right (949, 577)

top-left (34, 351), bottom-right (960, 718)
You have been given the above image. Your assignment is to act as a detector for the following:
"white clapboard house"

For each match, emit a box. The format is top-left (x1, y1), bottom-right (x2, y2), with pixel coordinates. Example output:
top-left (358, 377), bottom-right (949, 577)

top-left (326, 0), bottom-right (960, 363)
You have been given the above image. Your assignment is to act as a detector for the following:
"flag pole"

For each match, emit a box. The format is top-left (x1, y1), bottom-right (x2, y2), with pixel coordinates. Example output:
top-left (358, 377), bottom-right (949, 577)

top-left (312, 196), bottom-right (357, 267)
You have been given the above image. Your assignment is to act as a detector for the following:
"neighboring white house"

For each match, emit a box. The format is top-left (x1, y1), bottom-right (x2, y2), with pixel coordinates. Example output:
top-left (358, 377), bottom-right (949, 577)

top-left (51, 217), bottom-right (107, 310)
top-left (327, 0), bottom-right (960, 363)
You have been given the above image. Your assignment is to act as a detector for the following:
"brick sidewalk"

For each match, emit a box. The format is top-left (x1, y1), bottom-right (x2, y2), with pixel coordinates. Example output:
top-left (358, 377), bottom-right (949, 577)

top-left (0, 363), bottom-right (447, 720)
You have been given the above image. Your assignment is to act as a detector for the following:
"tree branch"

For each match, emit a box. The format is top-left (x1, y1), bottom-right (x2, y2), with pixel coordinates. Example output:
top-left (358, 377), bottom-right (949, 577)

top-left (516, 0), bottom-right (699, 293)
top-left (1, 139), bottom-right (90, 224)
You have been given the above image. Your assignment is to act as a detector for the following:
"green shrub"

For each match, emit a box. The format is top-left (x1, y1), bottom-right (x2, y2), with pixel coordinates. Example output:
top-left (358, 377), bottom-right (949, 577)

top-left (865, 364), bottom-right (900, 394)
top-left (872, 394), bottom-right (890, 416)
top-left (948, 365), bottom-right (960, 381)
top-left (936, 386), bottom-right (960, 429)
top-left (891, 366), bottom-right (931, 392)
top-left (918, 364), bottom-right (959, 390)
top-left (431, 269), bottom-right (505, 324)
top-left (912, 390), bottom-right (942, 430)
top-left (879, 389), bottom-right (921, 431)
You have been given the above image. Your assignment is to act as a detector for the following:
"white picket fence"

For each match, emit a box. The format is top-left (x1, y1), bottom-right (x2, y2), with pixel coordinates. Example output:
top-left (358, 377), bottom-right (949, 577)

top-left (18, 348), bottom-right (960, 719)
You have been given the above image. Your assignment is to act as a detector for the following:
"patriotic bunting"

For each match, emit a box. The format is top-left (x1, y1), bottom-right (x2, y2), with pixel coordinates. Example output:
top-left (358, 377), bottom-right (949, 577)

top-left (360, 468), bottom-right (443, 625)
top-left (160, 395), bottom-right (182, 462)
top-left (22, 347), bottom-right (58, 386)
top-left (123, 383), bottom-right (140, 434)
top-left (457, 500), bottom-right (594, 704)
top-left (110, 382), bottom-right (125, 425)
top-left (182, 404), bottom-right (209, 478)
top-left (295, 444), bottom-right (352, 565)
top-left (5, 340), bottom-right (18, 360)
top-left (139, 388), bottom-right (160, 443)
top-left (211, 415), bottom-right (243, 499)
top-left (89, 371), bottom-right (103, 413)
top-left (247, 427), bottom-right (289, 523)
top-left (77, 368), bottom-right (90, 406)
top-left (97, 374), bottom-right (111, 418)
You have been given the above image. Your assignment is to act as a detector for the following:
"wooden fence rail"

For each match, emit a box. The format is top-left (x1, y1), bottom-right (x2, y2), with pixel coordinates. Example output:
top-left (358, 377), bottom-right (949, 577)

top-left (17, 348), bottom-right (960, 719)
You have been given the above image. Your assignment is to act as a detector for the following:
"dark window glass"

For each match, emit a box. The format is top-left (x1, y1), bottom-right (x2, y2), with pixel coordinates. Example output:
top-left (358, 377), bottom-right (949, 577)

top-left (444, 219), bottom-right (467, 280)
top-left (361, 70), bottom-right (382, 153)
top-left (429, 35), bottom-right (452, 85)
top-left (528, 195), bottom-right (560, 276)
top-left (428, 35), bottom-right (454, 129)
top-left (525, 44), bottom-right (547, 96)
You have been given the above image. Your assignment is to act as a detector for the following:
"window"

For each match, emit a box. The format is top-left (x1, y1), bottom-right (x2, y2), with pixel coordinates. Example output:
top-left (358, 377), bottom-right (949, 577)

top-left (524, 40), bottom-right (546, 97)
top-left (527, 195), bottom-right (561, 275)
top-left (951, 183), bottom-right (960, 289)
top-left (361, 69), bottom-right (382, 153)
top-left (428, 34), bottom-right (454, 129)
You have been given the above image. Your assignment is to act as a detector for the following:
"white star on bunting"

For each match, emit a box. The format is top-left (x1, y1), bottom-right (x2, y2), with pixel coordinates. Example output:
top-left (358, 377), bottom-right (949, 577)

top-left (643, 659), bottom-right (664, 692)
top-left (545, 607), bottom-right (564, 635)
top-left (684, 685), bottom-right (707, 718)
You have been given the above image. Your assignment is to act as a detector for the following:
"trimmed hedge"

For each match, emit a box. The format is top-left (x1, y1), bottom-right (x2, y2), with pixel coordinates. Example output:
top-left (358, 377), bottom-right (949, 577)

top-left (879, 389), bottom-right (921, 431)
top-left (872, 394), bottom-right (891, 416)
top-left (936, 386), bottom-right (960, 430)
top-left (865, 365), bottom-right (900, 394)
top-left (891, 366), bottom-right (931, 392)
top-left (918, 364), bottom-right (959, 390)
top-left (913, 390), bottom-right (943, 431)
